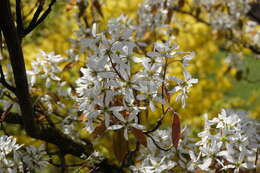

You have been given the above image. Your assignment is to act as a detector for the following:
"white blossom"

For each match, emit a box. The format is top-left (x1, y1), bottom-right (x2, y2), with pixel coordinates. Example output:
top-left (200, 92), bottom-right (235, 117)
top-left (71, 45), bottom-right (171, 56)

top-left (168, 70), bottom-right (198, 107)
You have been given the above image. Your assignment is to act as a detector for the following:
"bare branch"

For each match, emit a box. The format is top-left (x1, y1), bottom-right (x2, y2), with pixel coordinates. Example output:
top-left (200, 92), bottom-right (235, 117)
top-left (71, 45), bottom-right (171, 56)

top-left (22, 0), bottom-right (56, 37)
top-left (16, 0), bottom-right (24, 36)
top-left (145, 133), bottom-right (172, 152)
top-left (23, 1), bottom-right (44, 37)
top-left (0, 64), bottom-right (17, 94)
top-left (0, 111), bottom-right (23, 125)
top-left (0, 0), bottom-right (38, 135)
top-left (171, 7), bottom-right (210, 25)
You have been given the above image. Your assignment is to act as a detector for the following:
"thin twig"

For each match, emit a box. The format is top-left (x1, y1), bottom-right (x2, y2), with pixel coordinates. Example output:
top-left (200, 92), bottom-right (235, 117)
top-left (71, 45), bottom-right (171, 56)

top-left (0, 30), bottom-right (16, 94)
top-left (0, 122), bottom-right (9, 135)
top-left (0, 64), bottom-right (17, 94)
top-left (172, 7), bottom-right (210, 25)
top-left (59, 152), bottom-right (67, 173)
top-left (144, 107), bottom-right (172, 134)
top-left (254, 148), bottom-right (259, 173)
top-left (22, 0), bottom-right (56, 37)
top-left (23, 1), bottom-right (39, 21)
top-left (145, 133), bottom-right (172, 151)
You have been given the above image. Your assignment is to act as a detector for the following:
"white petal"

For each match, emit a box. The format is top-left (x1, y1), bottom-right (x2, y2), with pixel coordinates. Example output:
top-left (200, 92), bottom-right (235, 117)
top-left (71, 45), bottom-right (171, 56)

top-left (149, 101), bottom-right (156, 112)
top-left (92, 23), bottom-right (97, 37)
top-left (189, 150), bottom-right (196, 161)
top-left (124, 128), bottom-right (128, 140)
top-left (113, 111), bottom-right (125, 122)
top-left (147, 51), bottom-right (160, 57)
top-left (108, 125), bottom-right (124, 130)
top-left (131, 123), bottom-right (145, 130)
top-left (183, 70), bottom-right (191, 80)
top-left (198, 158), bottom-right (211, 170)
top-left (128, 110), bottom-right (139, 121)
top-left (189, 78), bottom-right (198, 84)
top-left (110, 106), bottom-right (124, 112)
top-left (137, 94), bottom-right (147, 100)
top-left (104, 113), bottom-right (110, 128)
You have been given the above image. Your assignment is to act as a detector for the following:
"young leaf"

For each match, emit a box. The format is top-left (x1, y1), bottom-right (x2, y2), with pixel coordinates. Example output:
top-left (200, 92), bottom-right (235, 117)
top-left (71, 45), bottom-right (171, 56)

top-left (113, 129), bottom-right (129, 162)
top-left (93, 123), bottom-right (106, 137)
top-left (171, 112), bottom-right (181, 149)
top-left (132, 128), bottom-right (147, 147)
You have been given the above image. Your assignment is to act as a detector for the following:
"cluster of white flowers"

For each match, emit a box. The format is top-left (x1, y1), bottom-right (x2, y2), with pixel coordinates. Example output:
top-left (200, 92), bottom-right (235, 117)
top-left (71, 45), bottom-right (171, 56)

top-left (129, 109), bottom-right (260, 172)
top-left (81, 151), bottom-right (104, 167)
top-left (0, 135), bottom-right (22, 171)
top-left (27, 51), bottom-right (65, 88)
top-left (0, 136), bottom-right (48, 172)
top-left (190, 109), bottom-right (260, 172)
top-left (138, 0), bottom-right (252, 32)
top-left (194, 0), bottom-right (251, 30)
top-left (136, 0), bottom-right (174, 37)
top-left (16, 145), bottom-right (49, 171)
top-left (131, 127), bottom-right (195, 172)
top-left (244, 21), bottom-right (260, 48)
top-left (74, 15), bottom-right (197, 138)
top-left (25, 50), bottom-right (80, 135)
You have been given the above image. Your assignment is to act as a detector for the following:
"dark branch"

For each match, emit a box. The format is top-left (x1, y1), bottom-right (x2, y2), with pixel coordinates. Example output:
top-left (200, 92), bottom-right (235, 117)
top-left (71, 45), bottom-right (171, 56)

top-left (144, 115), bottom-right (164, 134)
top-left (0, 0), bottom-right (38, 135)
top-left (16, 0), bottom-right (24, 36)
top-left (0, 64), bottom-right (17, 94)
top-left (247, 44), bottom-right (260, 54)
top-left (0, 111), bottom-right (23, 125)
top-left (22, 0), bottom-right (56, 37)
top-left (23, 1), bottom-right (39, 21)
top-left (23, 1), bottom-right (44, 37)
top-left (0, 30), bottom-right (16, 94)
top-left (0, 107), bottom-right (94, 157)
top-left (171, 7), bottom-right (210, 25)
top-left (145, 133), bottom-right (172, 152)
top-left (248, 3), bottom-right (260, 24)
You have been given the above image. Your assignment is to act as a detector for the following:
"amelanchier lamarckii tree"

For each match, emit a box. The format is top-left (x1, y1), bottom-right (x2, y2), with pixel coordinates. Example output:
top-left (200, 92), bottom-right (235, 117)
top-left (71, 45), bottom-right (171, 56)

top-left (0, 0), bottom-right (259, 172)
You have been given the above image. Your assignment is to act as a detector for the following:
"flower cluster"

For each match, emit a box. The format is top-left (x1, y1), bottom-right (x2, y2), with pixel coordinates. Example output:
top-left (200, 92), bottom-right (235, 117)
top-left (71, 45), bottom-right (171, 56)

top-left (190, 109), bottom-right (260, 172)
top-left (0, 136), bottom-right (22, 169)
top-left (25, 50), bottom-right (80, 135)
top-left (16, 145), bottom-right (49, 171)
top-left (74, 16), bottom-right (197, 139)
top-left (136, 0), bottom-right (175, 38)
top-left (129, 109), bottom-right (260, 172)
top-left (244, 21), bottom-right (260, 49)
top-left (27, 51), bottom-right (65, 88)
top-left (194, 0), bottom-right (251, 30)
top-left (0, 136), bottom-right (48, 173)
top-left (131, 127), bottom-right (195, 172)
